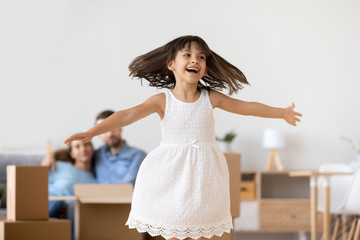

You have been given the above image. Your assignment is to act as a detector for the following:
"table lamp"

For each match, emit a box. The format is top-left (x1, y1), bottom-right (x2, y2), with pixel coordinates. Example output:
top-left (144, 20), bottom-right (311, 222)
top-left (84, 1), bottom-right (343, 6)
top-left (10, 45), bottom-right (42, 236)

top-left (262, 128), bottom-right (286, 171)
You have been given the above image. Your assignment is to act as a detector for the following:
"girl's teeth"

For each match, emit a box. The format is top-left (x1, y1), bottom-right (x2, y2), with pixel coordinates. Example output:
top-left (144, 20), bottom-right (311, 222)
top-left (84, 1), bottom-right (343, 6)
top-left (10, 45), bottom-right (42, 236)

top-left (187, 68), bottom-right (198, 73)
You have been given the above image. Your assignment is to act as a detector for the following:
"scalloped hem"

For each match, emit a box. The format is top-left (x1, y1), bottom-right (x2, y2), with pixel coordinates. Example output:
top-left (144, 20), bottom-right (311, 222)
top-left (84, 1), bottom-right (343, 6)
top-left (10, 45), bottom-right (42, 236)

top-left (126, 215), bottom-right (232, 240)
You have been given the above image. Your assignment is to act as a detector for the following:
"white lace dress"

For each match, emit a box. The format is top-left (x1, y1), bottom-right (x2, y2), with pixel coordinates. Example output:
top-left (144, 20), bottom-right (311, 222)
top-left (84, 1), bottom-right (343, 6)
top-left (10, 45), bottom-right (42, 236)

top-left (126, 89), bottom-right (232, 239)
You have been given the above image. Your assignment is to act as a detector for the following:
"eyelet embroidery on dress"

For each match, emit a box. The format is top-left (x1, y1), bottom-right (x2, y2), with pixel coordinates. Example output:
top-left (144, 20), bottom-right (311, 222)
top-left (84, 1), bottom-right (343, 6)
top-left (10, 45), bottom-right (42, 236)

top-left (126, 216), bottom-right (232, 240)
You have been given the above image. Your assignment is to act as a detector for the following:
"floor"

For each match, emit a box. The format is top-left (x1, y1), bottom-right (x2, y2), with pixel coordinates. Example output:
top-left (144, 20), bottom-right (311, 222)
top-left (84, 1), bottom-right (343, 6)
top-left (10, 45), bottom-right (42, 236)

top-left (232, 232), bottom-right (311, 240)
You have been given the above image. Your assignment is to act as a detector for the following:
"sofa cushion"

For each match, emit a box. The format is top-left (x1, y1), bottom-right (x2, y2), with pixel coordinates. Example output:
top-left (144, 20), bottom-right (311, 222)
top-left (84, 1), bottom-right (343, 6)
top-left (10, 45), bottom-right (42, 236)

top-left (0, 154), bottom-right (44, 183)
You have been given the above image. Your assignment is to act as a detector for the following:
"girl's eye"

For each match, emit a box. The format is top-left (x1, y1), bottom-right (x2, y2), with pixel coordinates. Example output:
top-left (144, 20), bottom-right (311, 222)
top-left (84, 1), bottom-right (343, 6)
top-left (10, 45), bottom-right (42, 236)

top-left (199, 56), bottom-right (206, 60)
top-left (183, 53), bottom-right (190, 57)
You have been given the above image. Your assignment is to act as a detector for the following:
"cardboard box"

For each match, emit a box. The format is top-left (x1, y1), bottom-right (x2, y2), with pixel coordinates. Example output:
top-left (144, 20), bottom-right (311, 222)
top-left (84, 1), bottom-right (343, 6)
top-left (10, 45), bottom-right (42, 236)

top-left (74, 184), bottom-right (141, 240)
top-left (224, 153), bottom-right (241, 218)
top-left (0, 218), bottom-right (71, 240)
top-left (6, 166), bottom-right (48, 220)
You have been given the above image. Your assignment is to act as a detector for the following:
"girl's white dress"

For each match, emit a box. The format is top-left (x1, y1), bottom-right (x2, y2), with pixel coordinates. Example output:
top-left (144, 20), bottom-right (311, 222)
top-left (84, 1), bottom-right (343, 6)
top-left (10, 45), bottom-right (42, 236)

top-left (126, 89), bottom-right (232, 239)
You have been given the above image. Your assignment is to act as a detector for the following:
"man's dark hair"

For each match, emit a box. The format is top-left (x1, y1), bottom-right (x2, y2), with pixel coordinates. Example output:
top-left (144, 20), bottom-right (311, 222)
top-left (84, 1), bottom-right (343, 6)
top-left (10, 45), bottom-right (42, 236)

top-left (95, 110), bottom-right (115, 124)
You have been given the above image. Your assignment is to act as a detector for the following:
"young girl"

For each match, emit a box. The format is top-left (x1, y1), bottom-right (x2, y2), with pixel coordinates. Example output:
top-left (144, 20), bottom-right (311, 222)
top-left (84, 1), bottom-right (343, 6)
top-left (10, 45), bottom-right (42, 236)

top-left (65, 35), bottom-right (302, 240)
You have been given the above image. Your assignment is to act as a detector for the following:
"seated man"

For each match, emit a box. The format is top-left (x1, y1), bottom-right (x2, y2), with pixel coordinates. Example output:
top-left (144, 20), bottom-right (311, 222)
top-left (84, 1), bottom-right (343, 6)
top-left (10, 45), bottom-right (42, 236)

top-left (44, 110), bottom-right (147, 185)
top-left (93, 110), bottom-right (146, 185)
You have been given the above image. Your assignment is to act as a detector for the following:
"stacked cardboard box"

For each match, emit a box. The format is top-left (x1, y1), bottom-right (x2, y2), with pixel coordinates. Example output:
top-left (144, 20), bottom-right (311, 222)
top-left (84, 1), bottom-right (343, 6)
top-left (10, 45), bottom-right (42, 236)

top-left (74, 184), bottom-right (142, 240)
top-left (0, 166), bottom-right (70, 240)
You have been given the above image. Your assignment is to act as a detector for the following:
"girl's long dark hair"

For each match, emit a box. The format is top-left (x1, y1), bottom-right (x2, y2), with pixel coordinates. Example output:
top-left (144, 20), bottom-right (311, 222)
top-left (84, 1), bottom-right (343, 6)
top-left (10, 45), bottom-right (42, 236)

top-left (129, 35), bottom-right (249, 95)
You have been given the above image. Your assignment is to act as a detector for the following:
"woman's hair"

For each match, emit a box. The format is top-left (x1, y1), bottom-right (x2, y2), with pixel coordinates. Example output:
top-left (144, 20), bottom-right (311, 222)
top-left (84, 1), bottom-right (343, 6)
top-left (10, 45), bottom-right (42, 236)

top-left (129, 35), bottom-right (249, 95)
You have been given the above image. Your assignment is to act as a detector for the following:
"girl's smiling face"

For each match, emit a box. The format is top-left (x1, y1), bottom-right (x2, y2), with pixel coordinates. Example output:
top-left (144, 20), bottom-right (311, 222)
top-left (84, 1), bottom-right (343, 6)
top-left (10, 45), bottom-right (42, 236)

top-left (167, 41), bottom-right (207, 86)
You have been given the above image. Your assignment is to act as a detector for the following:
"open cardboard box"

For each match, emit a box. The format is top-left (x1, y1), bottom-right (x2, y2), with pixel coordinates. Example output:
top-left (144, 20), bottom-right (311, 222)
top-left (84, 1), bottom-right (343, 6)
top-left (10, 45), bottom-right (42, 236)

top-left (74, 184), bottom-right (141, 240)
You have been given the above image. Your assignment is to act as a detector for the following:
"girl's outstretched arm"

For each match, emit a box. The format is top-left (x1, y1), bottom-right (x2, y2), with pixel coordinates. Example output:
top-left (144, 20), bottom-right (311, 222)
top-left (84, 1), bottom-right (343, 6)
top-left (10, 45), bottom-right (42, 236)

top-left (64, 93), bottom-right (165, 145)
top-left (209, 90), bottom-right (302, 126)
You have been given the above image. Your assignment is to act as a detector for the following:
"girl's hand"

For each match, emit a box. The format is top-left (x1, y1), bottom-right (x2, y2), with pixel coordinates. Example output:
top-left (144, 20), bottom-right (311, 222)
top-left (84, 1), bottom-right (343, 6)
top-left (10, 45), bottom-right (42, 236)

top-left (64, 132), bottom-right (93, 145)
top-left (283, 103), bottom-right (302, 126)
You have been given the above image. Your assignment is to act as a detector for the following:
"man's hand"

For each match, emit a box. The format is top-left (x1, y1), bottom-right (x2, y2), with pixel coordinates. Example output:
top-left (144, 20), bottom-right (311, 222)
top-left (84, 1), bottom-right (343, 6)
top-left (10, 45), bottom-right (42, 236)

top-left (41, 152), bottom-right (56, 171)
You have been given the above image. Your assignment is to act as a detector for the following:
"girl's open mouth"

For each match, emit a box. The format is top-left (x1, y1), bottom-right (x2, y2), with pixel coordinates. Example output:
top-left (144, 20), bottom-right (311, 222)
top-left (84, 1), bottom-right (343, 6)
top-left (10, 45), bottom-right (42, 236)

top-left (186, 68), bottom-right (199, 73)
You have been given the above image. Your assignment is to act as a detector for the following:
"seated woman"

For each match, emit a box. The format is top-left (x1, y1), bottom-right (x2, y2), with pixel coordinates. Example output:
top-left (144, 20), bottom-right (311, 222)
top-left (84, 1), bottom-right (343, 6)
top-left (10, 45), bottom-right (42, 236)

top-left (48, 140), bottom-right (96, 240)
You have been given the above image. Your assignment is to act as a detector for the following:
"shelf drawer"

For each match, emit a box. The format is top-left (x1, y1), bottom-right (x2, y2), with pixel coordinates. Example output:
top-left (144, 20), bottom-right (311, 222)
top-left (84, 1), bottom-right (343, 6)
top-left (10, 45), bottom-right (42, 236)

top-left (240, 181), bottom-right (256, 200)
top-left (259, 199), bottom-right (317, 231)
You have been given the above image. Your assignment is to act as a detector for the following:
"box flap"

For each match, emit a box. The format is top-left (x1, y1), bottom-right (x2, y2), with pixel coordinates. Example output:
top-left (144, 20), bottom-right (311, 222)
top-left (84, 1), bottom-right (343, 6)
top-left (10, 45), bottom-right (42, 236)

top-left (74, 184), bottom-right (133, 204)
top-left (79, 196), bottom-right (132, 204)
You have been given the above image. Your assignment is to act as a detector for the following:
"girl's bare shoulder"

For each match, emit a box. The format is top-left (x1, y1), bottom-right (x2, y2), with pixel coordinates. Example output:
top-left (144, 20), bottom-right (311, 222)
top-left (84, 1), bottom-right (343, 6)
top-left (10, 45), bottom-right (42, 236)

top-left (144, 92), bottom-right (166, 114)
top-left (147, 92), bottom-right (166, 104)
top-left (209, 89), bottom-right (228, 108)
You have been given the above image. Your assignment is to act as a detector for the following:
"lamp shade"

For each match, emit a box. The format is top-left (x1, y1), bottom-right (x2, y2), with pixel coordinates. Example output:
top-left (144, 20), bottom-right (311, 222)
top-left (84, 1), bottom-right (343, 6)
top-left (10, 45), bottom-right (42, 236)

top-left (262, 128), bottom-right (286, 149)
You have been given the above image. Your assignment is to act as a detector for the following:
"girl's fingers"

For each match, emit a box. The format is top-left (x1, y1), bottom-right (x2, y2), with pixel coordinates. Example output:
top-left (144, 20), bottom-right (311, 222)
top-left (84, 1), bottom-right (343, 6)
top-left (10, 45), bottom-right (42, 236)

top-left (64, 137), bottom-right (71, 145)
top-left (284, 103), bottom-right (302, 126)
top-left (64, 133), bottom-right (89, 145)
top-left (64, 135), bottom-right (76, 145)
top-left (295, 111), bottom-right (302, 117)
top-left (290, 102), bottom-right (295, 109)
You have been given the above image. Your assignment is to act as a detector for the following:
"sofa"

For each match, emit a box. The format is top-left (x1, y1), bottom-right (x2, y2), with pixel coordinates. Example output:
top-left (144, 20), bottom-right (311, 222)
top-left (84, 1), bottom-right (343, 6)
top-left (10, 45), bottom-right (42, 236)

top-left (0, 153), bottom-right (44, 216)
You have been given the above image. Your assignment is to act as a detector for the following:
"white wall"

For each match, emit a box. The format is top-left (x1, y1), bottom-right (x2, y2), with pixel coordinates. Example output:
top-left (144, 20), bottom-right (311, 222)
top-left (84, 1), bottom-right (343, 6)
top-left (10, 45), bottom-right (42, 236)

top-left (1, 0), bottom-right (359, 170)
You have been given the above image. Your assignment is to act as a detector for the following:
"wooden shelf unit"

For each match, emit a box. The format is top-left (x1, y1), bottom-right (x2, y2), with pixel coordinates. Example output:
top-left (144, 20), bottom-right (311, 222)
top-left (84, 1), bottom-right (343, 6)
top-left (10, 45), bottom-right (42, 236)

top-left (234, 170), bottom-right (323, 233)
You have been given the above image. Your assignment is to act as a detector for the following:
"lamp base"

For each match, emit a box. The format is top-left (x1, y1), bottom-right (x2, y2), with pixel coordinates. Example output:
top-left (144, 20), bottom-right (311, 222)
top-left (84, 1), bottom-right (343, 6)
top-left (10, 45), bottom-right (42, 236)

top-left (266, 149), bottom-right (284, 171)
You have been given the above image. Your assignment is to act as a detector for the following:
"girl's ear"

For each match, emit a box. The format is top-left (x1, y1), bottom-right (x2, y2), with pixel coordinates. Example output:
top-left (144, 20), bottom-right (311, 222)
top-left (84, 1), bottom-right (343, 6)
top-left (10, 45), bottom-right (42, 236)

top-left (167, 60), bottom-right (175, 71)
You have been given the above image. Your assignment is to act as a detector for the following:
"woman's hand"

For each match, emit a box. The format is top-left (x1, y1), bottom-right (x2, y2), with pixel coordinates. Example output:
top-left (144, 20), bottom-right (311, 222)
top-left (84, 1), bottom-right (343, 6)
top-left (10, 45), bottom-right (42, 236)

top-left (64, 132), bottom-right (93, 145)
top-left (283, 103), bottom-right (302, 126)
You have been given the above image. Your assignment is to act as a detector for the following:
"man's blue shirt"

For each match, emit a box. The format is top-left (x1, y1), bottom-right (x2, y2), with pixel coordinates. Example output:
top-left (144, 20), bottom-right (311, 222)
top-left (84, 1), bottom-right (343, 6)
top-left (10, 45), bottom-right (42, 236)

top-left (94, 141), bottom-right (146, 185)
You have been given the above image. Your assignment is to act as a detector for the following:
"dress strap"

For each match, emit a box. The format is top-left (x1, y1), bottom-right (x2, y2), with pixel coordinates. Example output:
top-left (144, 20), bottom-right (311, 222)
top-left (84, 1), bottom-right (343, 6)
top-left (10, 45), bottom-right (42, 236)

top-left (199, 89), bottom-right (213, 109)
